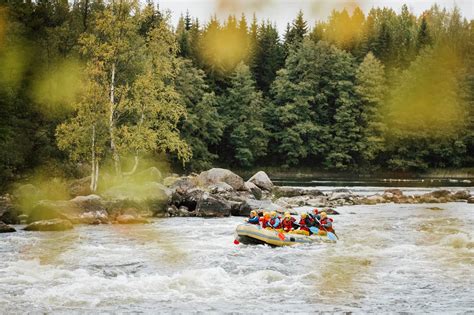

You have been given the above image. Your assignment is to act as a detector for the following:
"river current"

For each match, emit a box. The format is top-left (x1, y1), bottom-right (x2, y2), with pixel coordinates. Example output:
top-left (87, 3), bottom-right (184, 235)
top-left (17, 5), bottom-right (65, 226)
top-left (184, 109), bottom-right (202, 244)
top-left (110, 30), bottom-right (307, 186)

top-left (1, 189), bottom-right (473, 313)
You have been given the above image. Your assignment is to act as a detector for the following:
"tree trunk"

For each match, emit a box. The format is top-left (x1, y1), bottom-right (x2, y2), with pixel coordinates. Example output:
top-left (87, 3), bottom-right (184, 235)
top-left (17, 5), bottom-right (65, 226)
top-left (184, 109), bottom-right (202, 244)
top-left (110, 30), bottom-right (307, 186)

top-left (90, 125), bottom-right (98, 192)
top-left (109, 62), bottom-right (121, 177)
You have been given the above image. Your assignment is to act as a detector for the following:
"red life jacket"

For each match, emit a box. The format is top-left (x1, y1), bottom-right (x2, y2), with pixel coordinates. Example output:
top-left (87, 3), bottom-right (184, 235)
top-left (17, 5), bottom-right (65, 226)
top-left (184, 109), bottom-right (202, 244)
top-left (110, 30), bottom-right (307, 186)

top-left (261, 217), bottom-right (271, 228)
top-left (281, 217), bottom-right (295, 231)
top-left (320, 218), bottom-right (335, 233)
top-left (299, 218), bottom-right (310, 231)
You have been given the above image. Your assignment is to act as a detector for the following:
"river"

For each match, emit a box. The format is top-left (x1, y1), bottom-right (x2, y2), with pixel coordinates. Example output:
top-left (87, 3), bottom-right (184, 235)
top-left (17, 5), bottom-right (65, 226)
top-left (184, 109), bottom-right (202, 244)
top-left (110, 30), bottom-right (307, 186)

top-left (1, 185), bottom-right (473, 313)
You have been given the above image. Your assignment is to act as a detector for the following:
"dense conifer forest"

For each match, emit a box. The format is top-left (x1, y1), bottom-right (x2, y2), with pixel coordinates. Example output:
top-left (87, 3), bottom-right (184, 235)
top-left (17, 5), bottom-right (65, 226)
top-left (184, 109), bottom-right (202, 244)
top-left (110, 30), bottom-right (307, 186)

top-left (0, 1), bottom-right (473, 190)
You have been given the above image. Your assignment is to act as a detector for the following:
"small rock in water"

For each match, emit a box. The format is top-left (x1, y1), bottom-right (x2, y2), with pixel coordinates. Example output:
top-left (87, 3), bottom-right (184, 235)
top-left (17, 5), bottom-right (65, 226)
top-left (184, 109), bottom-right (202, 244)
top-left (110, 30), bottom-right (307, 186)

top-left (0, 221), bottom-right (16, 233)
top-left (24, 219), bottom-right (73, 231)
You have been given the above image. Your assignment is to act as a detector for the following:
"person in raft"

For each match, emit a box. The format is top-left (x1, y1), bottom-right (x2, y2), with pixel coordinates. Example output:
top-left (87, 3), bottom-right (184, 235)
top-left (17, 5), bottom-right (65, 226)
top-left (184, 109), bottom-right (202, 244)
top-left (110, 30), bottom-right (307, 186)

top-left (245, 210), bottom-right (260, 224)
top-left (261, 212), bottom-right (272, 228)
top-left (281, 212), bottom-right (296, 232)
top-left (317, 212), bottom-right (335, 235)
top-left (298, 213), bottom-right (312, 234)
top-left (308, 208), bottom-right (321, 228)
top-left (267, 211), bottom-right (282, 229)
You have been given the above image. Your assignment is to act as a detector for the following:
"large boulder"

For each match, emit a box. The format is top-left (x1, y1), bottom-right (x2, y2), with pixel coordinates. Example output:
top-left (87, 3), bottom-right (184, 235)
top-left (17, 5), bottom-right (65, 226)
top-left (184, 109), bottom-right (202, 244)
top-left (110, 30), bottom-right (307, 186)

top-left (27, 200), bottom-right (74, 223)
top-left (171, 188), bottom-right (205, 212)
top-left (235, 199), bottom-right (281, 217)
top-left (0, 221), bottom-right (16, 233)
top-left (247, 171), bottom-right (273, 191)
top-left (24, 219), bottom-right (73, 231)
top-left (170, 177), bottom-right (197, 193)
top-left (244, 182), bottom-right (262, 200)
top-left (197, 168), bottom-right (245, 191)
top-left (195, 194), bottom-right (231, 217)
top-left (273, 186), bottom-right (324, 198)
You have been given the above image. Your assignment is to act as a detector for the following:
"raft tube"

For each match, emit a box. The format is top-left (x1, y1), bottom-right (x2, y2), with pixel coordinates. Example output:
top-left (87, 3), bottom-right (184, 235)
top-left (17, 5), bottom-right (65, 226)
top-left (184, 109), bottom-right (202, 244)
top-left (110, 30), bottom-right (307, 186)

top-left (236, 224), bottom-right (336, 246)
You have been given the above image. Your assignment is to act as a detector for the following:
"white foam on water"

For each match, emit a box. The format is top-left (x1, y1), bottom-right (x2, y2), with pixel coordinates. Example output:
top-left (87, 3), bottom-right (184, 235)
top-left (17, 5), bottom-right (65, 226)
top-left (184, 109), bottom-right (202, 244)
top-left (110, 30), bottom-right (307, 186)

top-left (1, 202), bottom-right (473, 313)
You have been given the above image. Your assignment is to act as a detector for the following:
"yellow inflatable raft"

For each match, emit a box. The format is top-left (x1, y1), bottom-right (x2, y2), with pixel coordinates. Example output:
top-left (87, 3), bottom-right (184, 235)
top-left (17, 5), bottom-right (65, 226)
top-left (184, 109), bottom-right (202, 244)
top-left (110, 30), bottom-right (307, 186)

top-left (235, 224), bottom-right (336, 246)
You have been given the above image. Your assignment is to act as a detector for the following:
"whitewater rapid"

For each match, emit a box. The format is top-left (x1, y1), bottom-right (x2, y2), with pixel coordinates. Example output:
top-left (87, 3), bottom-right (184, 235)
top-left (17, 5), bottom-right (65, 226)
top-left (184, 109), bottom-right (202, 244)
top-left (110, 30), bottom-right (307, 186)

top-left (1, 202), bottom-right (473, 313)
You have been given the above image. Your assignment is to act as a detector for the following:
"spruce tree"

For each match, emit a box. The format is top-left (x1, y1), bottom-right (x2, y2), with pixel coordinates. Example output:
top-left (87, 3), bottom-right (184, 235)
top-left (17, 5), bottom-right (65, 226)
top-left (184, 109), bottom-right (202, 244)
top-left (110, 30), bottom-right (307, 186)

top-left (219, 63), bottom-right (269, 167)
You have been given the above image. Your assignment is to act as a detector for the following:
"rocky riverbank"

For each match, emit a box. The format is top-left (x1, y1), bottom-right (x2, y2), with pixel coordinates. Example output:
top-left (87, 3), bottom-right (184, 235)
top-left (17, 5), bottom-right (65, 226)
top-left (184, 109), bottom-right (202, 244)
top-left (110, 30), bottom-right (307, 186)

top-left (0, 167), bottom-right (473, 233)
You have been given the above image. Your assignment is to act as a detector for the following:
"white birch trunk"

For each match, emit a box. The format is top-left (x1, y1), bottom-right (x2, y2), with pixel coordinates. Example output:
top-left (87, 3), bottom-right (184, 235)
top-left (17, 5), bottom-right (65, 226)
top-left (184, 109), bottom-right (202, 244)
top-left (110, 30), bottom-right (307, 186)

top-left (109, 62), bottom-right (121, 177)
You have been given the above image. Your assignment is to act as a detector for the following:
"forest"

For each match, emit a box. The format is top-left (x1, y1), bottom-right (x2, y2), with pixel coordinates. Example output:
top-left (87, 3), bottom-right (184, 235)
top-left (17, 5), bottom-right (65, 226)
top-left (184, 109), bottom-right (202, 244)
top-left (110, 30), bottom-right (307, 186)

top-left (0, 0), bottom-right (473, 191)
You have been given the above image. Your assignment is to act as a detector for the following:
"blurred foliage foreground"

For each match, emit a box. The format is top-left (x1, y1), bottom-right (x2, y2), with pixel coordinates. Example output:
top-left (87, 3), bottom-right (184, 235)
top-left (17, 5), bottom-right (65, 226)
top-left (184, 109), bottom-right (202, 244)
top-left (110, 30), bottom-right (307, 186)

top-left (0, 1), bottom-right (473, 192)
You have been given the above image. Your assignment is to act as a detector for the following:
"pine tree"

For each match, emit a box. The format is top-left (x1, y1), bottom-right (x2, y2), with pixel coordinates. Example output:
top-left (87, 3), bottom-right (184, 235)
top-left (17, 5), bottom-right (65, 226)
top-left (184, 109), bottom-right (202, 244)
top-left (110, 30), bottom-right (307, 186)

top-left (174, 59), bottom-right (223, 170)
top-left (219, 63), bottom-right (269, 167)
top-left (355, 52), bottom-right (386, 165)
top-left (416, 15), bottom-right (432, 51)
top-left (252, 21), bottom-right (284, 94)
top-left (284, 10), bottom-right (308, 56)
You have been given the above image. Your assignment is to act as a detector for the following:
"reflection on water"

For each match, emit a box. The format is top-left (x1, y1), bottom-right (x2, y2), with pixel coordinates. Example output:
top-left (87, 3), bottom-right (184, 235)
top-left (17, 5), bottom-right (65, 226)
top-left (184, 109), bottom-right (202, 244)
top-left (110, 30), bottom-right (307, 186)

top-left (0, 203), bottom-right (473, 313)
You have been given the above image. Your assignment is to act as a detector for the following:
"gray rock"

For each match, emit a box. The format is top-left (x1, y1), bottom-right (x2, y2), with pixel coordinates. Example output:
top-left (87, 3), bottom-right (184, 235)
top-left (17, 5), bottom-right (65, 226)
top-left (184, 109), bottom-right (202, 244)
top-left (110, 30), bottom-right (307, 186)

top-left (197, 168), bottom-right (245, 191)
top-left (236, 199), bottom-right (281, 217)
top-left (24, 219), bottom-right (73, 231)
top-left (0, 221), bottom-right (16, 233)
top-left (429, 190), bottom-right (452, 199)
top-left (306, 196), bottom-right (328, 207)
top-left (171, 188), bottom-right (205, 212)
top-left (453, 190), bottom-right (470, 200)
top-left (209, 182), bottom-right (234, 194)
top-left (247, 171), bottom-right (273, 191)
top-left (196, 194), bottom-right (231, 217)
top-left (244, 182), bottom-right (262, 200)
top-left (384, 189), bottom-right (403, 197)
top-left (328, 191), bottom-right (354, 201)
top-left (78, 210), bottom-right (110, 224)
top-left (170, 177), bottom-right (197, 192)
top-left (273, 186), bottom-right (324, 198)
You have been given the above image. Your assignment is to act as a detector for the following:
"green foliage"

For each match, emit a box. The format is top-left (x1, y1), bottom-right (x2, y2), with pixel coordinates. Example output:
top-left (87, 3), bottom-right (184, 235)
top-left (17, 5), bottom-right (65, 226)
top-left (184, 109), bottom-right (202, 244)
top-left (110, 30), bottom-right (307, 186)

top-left (0, 3), bottom-right (473, 191)
top-left (355, 52), bottom-right (386, 165)
top-left (219, 63), bottom-right (269, 167)
top-left (174, 59), bottom-right (223, 170)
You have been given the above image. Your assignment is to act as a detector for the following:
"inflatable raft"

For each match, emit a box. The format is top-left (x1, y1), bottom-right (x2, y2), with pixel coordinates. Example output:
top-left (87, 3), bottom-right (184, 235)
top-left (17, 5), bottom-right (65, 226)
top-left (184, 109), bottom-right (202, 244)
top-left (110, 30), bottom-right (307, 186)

top-left (235, 224), bottom-right (336, 246)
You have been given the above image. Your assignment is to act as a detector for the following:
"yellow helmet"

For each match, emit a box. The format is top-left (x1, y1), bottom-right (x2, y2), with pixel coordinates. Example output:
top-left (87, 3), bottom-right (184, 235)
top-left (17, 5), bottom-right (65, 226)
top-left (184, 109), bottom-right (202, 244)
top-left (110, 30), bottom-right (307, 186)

top-left (263, 212), bottom-right (270, 218)
top-left (320, 212), bottom-right (327, 219)
top-left (301, 213), bottom-right (307, 218)
top-left (270, 211), bottom-right (277, 217)
top-left (284, 212), bottom-right (291, 218)
top-left (250, 210), bottom-right (257, 216)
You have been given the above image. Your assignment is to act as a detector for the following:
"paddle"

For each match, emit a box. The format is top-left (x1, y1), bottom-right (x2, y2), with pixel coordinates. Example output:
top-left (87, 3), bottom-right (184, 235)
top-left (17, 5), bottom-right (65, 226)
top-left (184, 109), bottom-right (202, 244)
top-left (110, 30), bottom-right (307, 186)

top-left (277, 232), bottom-right (285, 241)
top-left (314, 217), bottom-right (339, 241)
